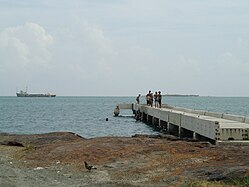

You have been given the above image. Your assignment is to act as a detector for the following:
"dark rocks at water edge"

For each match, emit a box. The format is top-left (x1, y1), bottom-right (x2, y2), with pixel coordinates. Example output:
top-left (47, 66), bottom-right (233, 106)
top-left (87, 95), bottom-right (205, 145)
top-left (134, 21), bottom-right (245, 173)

top-left (0, 132), bottom-right (85, 146)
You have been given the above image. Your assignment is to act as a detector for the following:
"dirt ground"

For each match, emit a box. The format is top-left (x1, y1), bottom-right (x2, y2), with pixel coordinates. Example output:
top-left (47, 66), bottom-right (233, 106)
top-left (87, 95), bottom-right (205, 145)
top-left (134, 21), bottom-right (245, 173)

top-left (0, 132), bottom-right (249, 187)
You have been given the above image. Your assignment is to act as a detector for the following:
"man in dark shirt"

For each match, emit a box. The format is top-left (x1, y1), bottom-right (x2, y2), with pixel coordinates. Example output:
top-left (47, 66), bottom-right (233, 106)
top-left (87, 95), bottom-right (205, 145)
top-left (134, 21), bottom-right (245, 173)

top-left (136, 94), bottom-right (141, 104)
top-left (146, 90), bottom-right (151, 106)
top-left (158, 91), bottom-right (162, 108)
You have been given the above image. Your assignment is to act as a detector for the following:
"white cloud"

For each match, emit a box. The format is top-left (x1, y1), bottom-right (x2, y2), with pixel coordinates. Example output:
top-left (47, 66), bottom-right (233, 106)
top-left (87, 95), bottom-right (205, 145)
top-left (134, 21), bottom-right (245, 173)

top-left (54, 19), bottom-right (117, 79)
top-left (0, 22), bottom-right (53, 72)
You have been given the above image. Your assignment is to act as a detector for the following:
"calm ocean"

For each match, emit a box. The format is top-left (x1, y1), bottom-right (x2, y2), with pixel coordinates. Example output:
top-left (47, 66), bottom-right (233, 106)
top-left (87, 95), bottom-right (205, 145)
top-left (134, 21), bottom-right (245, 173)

top-left (1, 96), bottom-right (249, 138)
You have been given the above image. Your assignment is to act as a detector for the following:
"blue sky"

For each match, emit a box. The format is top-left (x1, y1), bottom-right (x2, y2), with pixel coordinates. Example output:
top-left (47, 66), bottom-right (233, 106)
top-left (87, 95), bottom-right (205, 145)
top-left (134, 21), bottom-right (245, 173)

top-left (1, 0), bottom-right (249, 96)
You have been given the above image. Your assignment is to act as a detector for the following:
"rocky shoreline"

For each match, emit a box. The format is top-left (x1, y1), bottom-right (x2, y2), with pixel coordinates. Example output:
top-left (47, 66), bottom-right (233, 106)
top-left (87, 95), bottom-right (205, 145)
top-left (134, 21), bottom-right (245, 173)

top-left (1, 132), bottom-right (249, 186)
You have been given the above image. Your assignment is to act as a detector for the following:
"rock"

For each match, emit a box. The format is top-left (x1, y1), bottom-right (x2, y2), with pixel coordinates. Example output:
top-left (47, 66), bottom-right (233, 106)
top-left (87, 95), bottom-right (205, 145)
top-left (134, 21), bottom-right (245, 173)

top-left (224, 166), bottom-right (249, 178)
top-left (132, 134), bottom-right (161, 138)
top-left (206, 169), bottom-right (226, 181)
top-left (0, 141), bottom-right (24, 147)
top-left (34, 167), bottom-right (44, 170)
top-left (190, 166), bottom-right (249, 181)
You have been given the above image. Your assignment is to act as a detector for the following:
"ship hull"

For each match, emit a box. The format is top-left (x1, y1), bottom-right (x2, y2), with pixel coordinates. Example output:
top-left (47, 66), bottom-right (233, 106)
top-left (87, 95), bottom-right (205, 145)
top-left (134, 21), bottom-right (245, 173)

top-left (16, 93), bottom-right (56, 97)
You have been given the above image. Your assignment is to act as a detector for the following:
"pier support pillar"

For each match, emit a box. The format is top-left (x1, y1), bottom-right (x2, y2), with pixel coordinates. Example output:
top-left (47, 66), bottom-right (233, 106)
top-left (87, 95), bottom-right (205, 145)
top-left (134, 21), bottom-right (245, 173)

top-left (179, 127), bottom-right (194, 139)
top-left (159, 120), bottom-right (168, 133)
top-left (179, 127), bottom-right (182, 138)
top-left (193, 132), bottom-right (196, 140)
top-left (153, 117), bottom-right (160, 129)
top-left (167, 122), bottom-right (170, 134)
top-left (142, 113), bottom-right (147, 122)
top-left (148, 115), bottom-right (153, 125)
top-left (152, 117), bottom-right (155, 126)
top-left (169, 123), bottom-right (179, 137)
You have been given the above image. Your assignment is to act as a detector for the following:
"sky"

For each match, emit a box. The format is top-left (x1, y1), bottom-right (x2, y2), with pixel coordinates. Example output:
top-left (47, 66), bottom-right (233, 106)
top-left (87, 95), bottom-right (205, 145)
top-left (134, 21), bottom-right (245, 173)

top-left (1, 0), bottom-right (249, 96)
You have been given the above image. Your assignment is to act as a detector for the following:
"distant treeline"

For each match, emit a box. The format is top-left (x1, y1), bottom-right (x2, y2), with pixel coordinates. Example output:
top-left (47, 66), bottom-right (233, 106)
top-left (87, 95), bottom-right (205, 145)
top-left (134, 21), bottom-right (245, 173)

top-left (163, 94), bottom-right (199, 97)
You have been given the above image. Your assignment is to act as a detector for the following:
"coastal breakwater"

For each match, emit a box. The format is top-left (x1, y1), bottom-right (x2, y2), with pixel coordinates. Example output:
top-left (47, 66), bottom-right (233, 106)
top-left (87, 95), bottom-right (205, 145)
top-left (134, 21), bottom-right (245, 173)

top-left (115, 104), bottom-right (249, 145)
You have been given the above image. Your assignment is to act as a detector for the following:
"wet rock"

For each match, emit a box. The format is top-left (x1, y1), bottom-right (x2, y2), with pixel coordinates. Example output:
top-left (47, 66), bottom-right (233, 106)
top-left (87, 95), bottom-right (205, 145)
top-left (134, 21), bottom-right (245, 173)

top-left (193, 142), bottom-right (211, 148)
top-left (132, 134), bottom-right (161, 138)
top-left (0, 132), bottom-right (85, 146)
top-left (190, 166), bottom-right (249, 181)
top-left (206, 169), bottom-right (226, 181)
top-left (224, 166), bottom-right (249, 178)
top-left (0, 141), bottom-right (24, 147)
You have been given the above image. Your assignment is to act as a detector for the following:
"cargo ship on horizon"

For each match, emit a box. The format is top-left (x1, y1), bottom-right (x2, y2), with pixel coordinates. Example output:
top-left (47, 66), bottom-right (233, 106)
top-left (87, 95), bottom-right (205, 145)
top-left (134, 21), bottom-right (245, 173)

top-left (16, 88), bottom-right (56, 97)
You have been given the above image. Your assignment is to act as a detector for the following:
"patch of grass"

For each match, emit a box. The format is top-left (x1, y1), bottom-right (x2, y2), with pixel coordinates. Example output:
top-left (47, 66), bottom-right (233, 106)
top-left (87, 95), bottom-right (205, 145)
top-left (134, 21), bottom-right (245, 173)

top-left (183, 176), bottom-right (249, 187)
top-left (224, 176), bottom-right (249, 187)
top-left (24, 144), bottom-right (36, 153)
top-left (183, 180), bottom-right (225, 187)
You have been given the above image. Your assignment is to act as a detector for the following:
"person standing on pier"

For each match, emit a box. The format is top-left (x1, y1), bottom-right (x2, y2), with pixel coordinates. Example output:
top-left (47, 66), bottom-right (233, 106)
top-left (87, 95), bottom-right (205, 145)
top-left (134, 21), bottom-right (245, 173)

top-left (154, 92), bottom-right (158, 107)
top-left (149, 91), bottom-right (153, 107)
top-left (136, 94), bottom-right (141, 104)
top-left (158, 91), bottom-right (162, 108)
top-left (146, 90), bottom-right (151, 106)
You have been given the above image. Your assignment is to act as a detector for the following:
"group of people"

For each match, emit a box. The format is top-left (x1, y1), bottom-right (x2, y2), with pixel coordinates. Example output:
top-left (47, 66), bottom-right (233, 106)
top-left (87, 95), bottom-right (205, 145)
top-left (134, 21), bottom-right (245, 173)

top-left (135, 90), bottom-right (162, 121)
top-left (136, 90), bottom-right (162, 108)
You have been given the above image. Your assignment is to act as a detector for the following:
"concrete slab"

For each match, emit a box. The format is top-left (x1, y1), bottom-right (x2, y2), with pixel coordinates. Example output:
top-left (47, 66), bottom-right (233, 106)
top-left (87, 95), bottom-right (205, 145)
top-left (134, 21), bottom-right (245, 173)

top-left (118, 104), bottom-right (133, 109)
top-left (181, 115), bottom-right (218, 140)
top-left (223, 114), bottom-right (245, 123)
top-left (217, 140), bottom-right (249, 146)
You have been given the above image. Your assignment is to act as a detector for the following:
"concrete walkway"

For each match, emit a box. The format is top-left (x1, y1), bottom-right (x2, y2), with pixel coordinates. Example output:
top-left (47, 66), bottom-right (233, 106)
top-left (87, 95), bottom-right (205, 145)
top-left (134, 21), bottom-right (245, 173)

top-left (115, 104), bottom-right (249, 145)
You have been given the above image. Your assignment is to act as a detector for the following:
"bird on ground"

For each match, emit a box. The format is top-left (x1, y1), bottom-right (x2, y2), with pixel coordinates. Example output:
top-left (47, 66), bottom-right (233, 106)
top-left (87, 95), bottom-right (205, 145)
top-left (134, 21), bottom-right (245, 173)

top-left (84, 161), bottom-right (97, 171)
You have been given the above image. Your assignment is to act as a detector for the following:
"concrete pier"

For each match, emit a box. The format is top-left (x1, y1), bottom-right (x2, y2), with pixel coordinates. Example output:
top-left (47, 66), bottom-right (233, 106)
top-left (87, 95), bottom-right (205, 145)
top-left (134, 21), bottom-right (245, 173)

top-left (115, 103), bottom-right (249, 145)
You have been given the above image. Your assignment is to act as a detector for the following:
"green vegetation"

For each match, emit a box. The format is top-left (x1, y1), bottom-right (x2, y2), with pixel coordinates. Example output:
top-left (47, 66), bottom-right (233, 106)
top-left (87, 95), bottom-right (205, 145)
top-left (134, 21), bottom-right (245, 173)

top-left (225, 176), bottom-right (249, 187)
top-left (183, 176), bottom-right (249, 187)
top-left (24, 144), bottom-right (36, 153)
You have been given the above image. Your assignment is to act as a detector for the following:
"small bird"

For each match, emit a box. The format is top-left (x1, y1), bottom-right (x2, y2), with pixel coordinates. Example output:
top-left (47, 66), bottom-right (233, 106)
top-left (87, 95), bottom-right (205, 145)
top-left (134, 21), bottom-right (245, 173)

top-left (84, 161), bottom-right (97, 171)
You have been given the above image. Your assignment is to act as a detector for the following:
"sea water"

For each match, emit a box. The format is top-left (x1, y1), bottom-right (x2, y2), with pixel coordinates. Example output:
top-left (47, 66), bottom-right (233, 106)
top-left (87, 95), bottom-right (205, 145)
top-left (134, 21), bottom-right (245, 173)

top-left (0, 96), bottom-right (249, 138)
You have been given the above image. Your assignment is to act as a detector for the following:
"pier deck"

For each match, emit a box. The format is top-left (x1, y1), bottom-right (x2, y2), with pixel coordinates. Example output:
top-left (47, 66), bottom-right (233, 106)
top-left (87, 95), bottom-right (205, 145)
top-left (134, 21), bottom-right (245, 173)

top-left (115, 104), bottom-right (249, 145)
